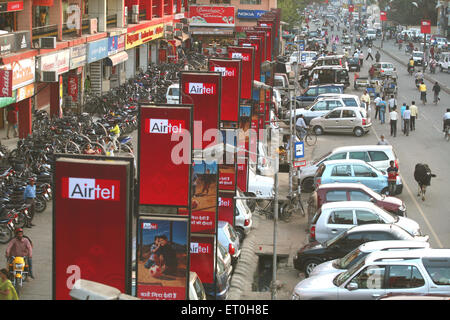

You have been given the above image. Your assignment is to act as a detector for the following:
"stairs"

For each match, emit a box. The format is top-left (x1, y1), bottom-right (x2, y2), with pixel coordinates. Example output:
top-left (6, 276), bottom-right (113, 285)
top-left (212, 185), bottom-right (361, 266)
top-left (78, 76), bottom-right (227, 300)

top-left (90, 61), bottom-right (102, 97)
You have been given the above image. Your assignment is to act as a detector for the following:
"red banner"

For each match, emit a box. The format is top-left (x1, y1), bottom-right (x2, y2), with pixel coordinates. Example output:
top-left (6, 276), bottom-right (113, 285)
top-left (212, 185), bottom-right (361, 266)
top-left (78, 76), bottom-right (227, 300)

top-left (255, 26), bottom-right (273, 61)
top-left (208, 58), bottom-right (241, 122)
top-left (380, 11), bottom-right (387, 21)
top-left (349, 5), bottom-right (354, 13)
top-left (136, 217), bottom-right (189, 300)
top-left (246, 31), bottom-right (267, 62)
top-left (237, 105), bottom-right (251, 192)
top-left (190, 235), bottom-right (215, 284)
top-left (218, 193), bottom-right (234, 226)
top-left (180, 72), bottom-right (221, 150)
top-left (53, 158), bottom-right (131, 300)
top-left (0, 69), bottom-right (12, 97)
top-left (7, 1), bottom-right (23, 11)
top-left (68, 75), bottom-right (78, 102)
top-left (189, 5), bottom-right (235, 27)
top-left (139, 105), bottom-right (192, 206)
top-left (421, 20), bottom-right (431, 34)
top-left (32, 0), bottom-right (54, 6)
top-left (227, 46), bottom-right (254, 100)
top-left (238, 38), bottom-right (262, 82)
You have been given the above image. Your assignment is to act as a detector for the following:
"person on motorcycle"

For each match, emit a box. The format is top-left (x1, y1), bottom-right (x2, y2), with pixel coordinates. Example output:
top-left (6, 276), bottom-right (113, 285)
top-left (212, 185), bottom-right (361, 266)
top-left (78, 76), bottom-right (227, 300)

top-left (5, 228), bottom-right (33, 279)
top-left (408, 57), bottom-right (415, 73)
top-left (295, 114), bottom-right (308, 140)
top-left (443, 108), bottom-right (450, 132)
top-left (419, 81), bottom-right (427, 104)
top-left (415, 69), bottom-right (424, 87)
top-left (110, 121), bottom-right (121, 145)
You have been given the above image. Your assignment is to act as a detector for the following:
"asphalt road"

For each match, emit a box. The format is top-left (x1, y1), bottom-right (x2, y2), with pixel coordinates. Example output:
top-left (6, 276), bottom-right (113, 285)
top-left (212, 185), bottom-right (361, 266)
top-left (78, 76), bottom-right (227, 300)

top-left (309, 27), bottom-right (450, 249)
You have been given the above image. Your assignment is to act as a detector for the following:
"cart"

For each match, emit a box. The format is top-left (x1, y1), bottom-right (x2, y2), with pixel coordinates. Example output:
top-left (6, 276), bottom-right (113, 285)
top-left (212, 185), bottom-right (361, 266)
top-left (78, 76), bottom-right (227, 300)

top-left (354, 77), bottom-right (370, 90)
top-left (382, 77), bottom-right (398, 97)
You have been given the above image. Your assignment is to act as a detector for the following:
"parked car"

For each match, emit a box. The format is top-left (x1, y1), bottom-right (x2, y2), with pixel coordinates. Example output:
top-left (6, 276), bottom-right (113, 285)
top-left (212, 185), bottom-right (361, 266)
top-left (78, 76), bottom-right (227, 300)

top-left (306, 55), bottom-right (349, 71)
top-left (248, 163), bottom-right (275, 199)
top-left (234, 196), bottom-right (253, 242)
top-left (166, 83), bottom-right (180, 104)
top-left (308, 201), bottom-right (422, 243)
top-left (371, 62), bottom-right (397, 77)
top-left (293, 224), bottom-right (429, 277)
top-left (289, 51), bottom-right (317, 67)
top-left (314, 93), bottom-right (362, 109)
top-left (309, 240), bottom-right (431, 278)
top-left (347, 57), bottom-right (360, 72)
top-left (218, 221), bottom-right (241, 264)
top-left (310, 106), bottom-right (371, 137)
top-left (307, 183), bottom-right (406, 219)
top-left (309, 66), bottom-right (350, 88)
top-left (295, 84), bottom-right (345, 108)
top-left (314, 159), bottom-right (403, 195)
top-left (217, 241), bottom-right (233, 279)
top-left (438, 52), bottom-right (450, 73)
top-left (292, 249), bottom-right (450, 300)
top-left (290, 97), bottom-right (348, 125)
top-left (203, 253), bottom-right (230, 300)
top-left (274, 73), bottom-right (289, 98)
top-left (189, 272), bottom-right (207, 300)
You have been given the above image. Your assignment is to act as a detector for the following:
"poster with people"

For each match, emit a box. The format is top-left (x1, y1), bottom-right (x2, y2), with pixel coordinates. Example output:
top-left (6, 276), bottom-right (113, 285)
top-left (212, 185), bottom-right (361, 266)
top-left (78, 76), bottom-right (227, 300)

top-left (136, 217), bottom-right (189, 300)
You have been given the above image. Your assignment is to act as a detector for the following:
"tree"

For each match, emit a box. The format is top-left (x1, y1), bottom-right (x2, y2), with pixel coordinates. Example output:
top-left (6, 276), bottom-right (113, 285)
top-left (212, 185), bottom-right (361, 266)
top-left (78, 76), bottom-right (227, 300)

top-left (278, 0), bottom-right (307, 29)
top-left (383, 0), bottom-right (438, 26)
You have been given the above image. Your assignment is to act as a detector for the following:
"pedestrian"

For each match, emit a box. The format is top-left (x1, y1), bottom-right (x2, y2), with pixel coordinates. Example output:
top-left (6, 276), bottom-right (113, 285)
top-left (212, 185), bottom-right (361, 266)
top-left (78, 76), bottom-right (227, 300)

top-left (366, 47), bottom-right (374, 61)
top-left (6, 105), bottom-right (18, 139)
top-left (0, 268), bottom-right (19, 300)
top-left (23, 178), bottom-right (36, 228)
top-left (388, 95), bottom-right (397, 113)
top-left (84, 75), bottom-right (91, 93)
top-left (387, 160), bottom-right (399, 196)
top-left (369, 65), bottom-right (375, 78)
top-left (377, 134), bottom-right (390, 145)
top-left (410, 101), bottom-right (418, 131)
top-left (5, 228), bottom-right (34, 280)
top-left (419, 80), bottom-right (427, 104)
top-left (432, 81), bottom-right (441, 104)
top-left (374, 94), bottom-right (382, 120)
top-left (354, 71), bottom-right (359, 88)
top-left (375, 50), bottom-right (381, 62)
top-left (379, 96), bottom-right (387, 124)
top-left (390, 107), bottom-right (398, 137)
top-left (430, 45), bottom-right (435, 59)
top-left (400, 103), bottom-right (406, 132)
top-left (359, 50), bottom-right (364, 67)
top-left (104, 137), bottom-right (115, 157)
top-left (361, 90), bottom-right (371, 111)
top-left (403, 105), bottom-right (411, 136)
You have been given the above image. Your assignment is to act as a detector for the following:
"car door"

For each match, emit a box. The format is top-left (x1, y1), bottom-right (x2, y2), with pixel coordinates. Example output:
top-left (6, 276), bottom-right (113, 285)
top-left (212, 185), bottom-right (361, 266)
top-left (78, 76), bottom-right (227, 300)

top-left (323, 209), bottom-right (356, 242)
top-left (338, 265), bottom-right (387, 300)
top-left (322, 109), bottom-right (343, 131)
top-left (306, 100), bottom-right (327, 123)
top-left (351, 164), bottom-right (380, 192)
top-left (385, 265), bottom-right (428, 296)
top-left (340, 109), bottom-right (358, 132)
top-left (329, 164), bottom-right (353, 184)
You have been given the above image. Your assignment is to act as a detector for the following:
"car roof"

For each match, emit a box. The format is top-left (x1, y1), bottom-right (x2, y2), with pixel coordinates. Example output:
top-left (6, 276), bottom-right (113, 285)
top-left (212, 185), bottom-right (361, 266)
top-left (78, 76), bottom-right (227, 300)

top-left (317, 93), bottom-right (359, 99)
top-left (322, 200), bottom-right (379, 210)
top-left (307, 84), bottom-right (344, 89)
top-left (317, 55), bottom-right (344, 60)
top-left (317, 182), bottom-right (373, 191)
top-left (365, 248), bottom-right (450, 264)
top-left (332, 144), bottom-right (393, 153)
top-left (315, 97), bottom-right (344, 102)
top-left (320, 158), bottom-right (377, 168)
top-left (358, 240), bottom-right (430, 252)
top-left (347, 223), bottom-right (404, 234)
top-left (313, 66), bottom-right (347, 70)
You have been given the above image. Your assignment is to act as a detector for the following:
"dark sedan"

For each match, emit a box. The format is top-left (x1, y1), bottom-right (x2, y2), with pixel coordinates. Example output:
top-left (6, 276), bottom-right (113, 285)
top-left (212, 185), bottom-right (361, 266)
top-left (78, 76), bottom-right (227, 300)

top-left (347, 57), bottom-right (360, 72)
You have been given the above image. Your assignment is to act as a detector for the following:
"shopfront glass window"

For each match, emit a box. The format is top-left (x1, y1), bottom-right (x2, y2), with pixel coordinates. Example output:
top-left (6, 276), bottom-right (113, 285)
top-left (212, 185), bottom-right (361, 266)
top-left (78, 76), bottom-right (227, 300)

top-left (240, 0), bottom-right (261, 4)
top-left (0, 12), bottom-right (16, 32)
top-left (34, 6), bottom-right (49, 27)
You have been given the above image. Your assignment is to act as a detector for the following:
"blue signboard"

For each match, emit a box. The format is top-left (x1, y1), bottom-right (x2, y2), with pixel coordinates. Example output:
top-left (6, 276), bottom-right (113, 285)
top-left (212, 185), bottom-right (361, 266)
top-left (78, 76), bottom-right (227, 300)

top-left (87, 38), bottom-right (109, 63)
top-left (237, 9), bottom-right (268, 20)
top-left (108, 36), bottom-right (119, 55)
top-left (295, 142), bottom-right (304, 159)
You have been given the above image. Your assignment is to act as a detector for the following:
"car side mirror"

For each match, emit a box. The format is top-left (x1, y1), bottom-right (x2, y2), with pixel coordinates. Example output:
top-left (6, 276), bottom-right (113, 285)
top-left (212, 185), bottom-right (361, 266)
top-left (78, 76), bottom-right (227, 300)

top-left (371, 172), bottom-right (378, 177)
top-left (347, 282), bottom-right (358, 291)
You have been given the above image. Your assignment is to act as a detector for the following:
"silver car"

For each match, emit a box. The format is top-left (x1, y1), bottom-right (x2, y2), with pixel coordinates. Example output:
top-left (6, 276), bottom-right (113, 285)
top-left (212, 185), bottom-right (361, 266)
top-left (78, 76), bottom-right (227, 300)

top-left (309, 240), bottom-right (431, 278)
top-left (310, 201), bottom-right (422, 243)
top-left (292, 248), bottom-right (450, 300)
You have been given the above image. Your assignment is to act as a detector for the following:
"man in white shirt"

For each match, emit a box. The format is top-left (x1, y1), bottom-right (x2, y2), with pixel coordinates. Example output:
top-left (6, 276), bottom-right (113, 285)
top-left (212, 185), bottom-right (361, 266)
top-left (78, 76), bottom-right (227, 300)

top-left (388, 95), bottom-right (397, 112)
top-left (443, 108), bottom-right (450, 132)
top-left (374, 94), bottom-right (382, 120)
top-left (390, 107), bottom-right (398, 137)
top-left (366, 47), bottom-right (373, 60)
top-left (296, 114), bottom-right (308, 140)
top-left (403, 105), bottom-right (411, 136)
top-left (409, 101), bottom-right (418, 131)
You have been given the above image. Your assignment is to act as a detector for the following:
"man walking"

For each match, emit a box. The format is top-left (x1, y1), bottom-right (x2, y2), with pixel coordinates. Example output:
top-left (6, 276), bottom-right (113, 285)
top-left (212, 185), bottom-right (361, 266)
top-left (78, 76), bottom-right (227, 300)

top-left (374, 94), bottom-right (382, 120)
top-left (388, 95), bottom-right (397, 113)
top-left (390, 107), bottom-right (398, 137)
top-left (403, 105), bottom-right (411, 136)
top-left (400, 103), bottom-right (407, 132)
top-left (387, 161), bottom-right (399, 196)
top-left (432, 81), bottom-right (441, 104)
top-left (361, 90), bottom-right (371, 111)
top-left (379, 96), bottom-right (387, 124)
top-left (23, 178), bottom-right (36, 228)
top-left (375, 50), bottom-right (381, 62)
top-left (377, 135), bottom-right (390, 145)
top-left (6, 105), bottom-right (18, 139)
top-left (366, 47), bottom-right (374, 61)
top-left (410, 101), bottom-right (418, 131)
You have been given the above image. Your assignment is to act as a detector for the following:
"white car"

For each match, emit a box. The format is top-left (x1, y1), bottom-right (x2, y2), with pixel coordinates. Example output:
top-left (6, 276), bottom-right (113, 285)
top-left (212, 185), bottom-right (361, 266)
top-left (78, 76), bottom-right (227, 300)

top-left (166, 83), bottom-right (179, 104)
top-left (248, 163), bottom-right (274, 199)
top-left (365, 29), bottom-right (377, 40)
top-left (290, 51), bottom-right (318, 67)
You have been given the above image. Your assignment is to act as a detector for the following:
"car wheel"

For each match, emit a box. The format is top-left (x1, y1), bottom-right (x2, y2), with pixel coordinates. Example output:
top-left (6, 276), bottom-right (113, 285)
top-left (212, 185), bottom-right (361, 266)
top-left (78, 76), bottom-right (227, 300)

top-left (301, 177), bottom-right (315, 193)
top-left (353, 127), bottom-right (364, 137)
top-left (304, 259), bottom-right (322, 277)
top-left (381, 187), bottom-right (390, 196)
top-left (235, 227), bottom-right (246, 243)
top-left (313, 126), bottom-right (323, 135)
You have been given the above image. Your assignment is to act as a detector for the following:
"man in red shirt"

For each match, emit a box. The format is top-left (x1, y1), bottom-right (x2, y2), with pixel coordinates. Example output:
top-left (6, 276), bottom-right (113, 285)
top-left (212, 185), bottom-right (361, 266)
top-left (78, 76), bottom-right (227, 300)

top-left (387, 160), bottom-right (398, 196)
top-left (5, 228), bottom-right (34, 279)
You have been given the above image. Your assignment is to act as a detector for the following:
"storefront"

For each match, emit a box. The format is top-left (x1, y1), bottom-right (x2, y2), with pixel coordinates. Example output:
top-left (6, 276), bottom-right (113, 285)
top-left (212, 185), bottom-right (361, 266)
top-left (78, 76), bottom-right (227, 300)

top-left (67, 44), bottom-right (87, 112)
top-left (105, 34), bottom-right (127, 90)
top-left (0, 1), bottom-right (24, 32)
top-left (86, 37), bottom-right (109, 96)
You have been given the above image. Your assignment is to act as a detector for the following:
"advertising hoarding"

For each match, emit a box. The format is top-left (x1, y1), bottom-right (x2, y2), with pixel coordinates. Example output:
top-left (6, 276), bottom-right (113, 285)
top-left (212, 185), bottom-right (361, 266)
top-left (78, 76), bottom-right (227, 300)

top-left (238, 38), bottom-right (262, 82)
top-left (189, 5), bottom-right (235, 27)
top-left (136, 216), bottom-right (189, 300)
top-left (53, 157), bottom-right (131, 300)
top-left (218, 192), bottom-right (234, 226)
top-left (227, 46), bottom-right (254, 100)
top-left (190, 235), bottom-right (216, 284)
top-left (246, 31), bottom-right (267, 62)
top-left (180, 72), bottom-right (221, 150)
top-left (237, 105), bottom-right (251, 192)
top-left (254, 26), bottom-right (273, 61)
top-left (139, 104), bottom-right (193, 207)
top-left (208, 58), bottom-right (241, 123)
top-left (126, 23), bottom-right (164, 50)
top-left (0, 69), bottom-right (12, 97)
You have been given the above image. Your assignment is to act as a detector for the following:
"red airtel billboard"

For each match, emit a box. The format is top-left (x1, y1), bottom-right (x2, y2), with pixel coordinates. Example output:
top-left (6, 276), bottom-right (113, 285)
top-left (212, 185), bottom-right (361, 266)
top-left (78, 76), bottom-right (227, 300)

top-left (139, 104), bottom-right (193, 206)
top-left (227, 46), bottom-right (254, 100)
top-left (218, 192), bottom-right (235, 226)
top-left (180, 72), bottom-right (221, 150)
top-left (421, 20), bottom-right (431, 34)
top-left (190, 235), bottom-right (216, 285)
top-left (208, 58), bottom-right (242, 122)
top-left (380, 11), bottom-right (387, 22)
top-left (238, 37), bottom-right (262, 82)
top-left (255, 26), bottom-right (273, 61)
top-left (53, 157), bottom-right (131, 300)
top-left (246, 31), bottom-right (268, 62)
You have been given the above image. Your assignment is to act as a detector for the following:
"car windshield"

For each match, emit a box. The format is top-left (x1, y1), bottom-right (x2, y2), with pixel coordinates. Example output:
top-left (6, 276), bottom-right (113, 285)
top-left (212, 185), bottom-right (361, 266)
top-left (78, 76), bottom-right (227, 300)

top-left (313, 151), bottom-right (331, 165)
top-left (324, 231), bottom-right (347, 248)
top-left (413, 52), bottom-right (423, 58)
top-left (342, 98), bottom-right (358, 107)
top-left (376, 207), bottom-right (398, 223)
top-left (169, 87), bottom-right (180, 96)
top-left (333, 256), bottom-right (366, 287)
top-left (337, 248), bottom-right (367, 269)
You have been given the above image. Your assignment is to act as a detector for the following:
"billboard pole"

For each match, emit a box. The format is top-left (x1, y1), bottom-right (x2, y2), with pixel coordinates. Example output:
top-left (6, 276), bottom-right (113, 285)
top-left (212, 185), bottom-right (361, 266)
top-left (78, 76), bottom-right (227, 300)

top-left (271, 130), bottom-right (279, 301)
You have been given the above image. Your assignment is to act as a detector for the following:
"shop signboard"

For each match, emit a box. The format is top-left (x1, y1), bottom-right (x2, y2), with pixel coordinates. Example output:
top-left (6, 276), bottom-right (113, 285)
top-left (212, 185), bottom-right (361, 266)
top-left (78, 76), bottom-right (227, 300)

top-left (139, 104), bottom-right (193, 207)
top-left (189, 5), bottom-right (235, 27)
top-left (236, 9), bottom-right (267, 20)
top-left (68, 75), bottom-right (78, 102)
top-left (53, 157), bottom-right (132, 300)
top-left (227, 46), bottom-right (254, 100)
top-left (16, 83), bottom-right (34, 102)
top-left (0, 57), bottom-right (35, 91)
top-left (87, 38), bottom-right (109, 63)
top-left (40, 49), bottom-right (70, 75)
top-left (0, 33), bottom-right (15, 55)
top-left (13, 30), bottom-right (30, 51)
top-left (126, 23), bottom-right (164, 50)
top-left (108, 35), bottom-right (125, 56)
top-left (238, 38), bottom-right (262, 82)
top-left (136, 217), bottom-right (189, 300)
top-left (0, 69), bottom-right (12, 97)
top-left (69, 44), bottom-right (87, 70)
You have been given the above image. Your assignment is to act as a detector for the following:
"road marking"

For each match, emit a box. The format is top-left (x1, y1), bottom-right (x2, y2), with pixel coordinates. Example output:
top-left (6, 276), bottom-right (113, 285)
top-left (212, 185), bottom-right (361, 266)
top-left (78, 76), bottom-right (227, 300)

top-left (371, 128), bottom-right (444, 248)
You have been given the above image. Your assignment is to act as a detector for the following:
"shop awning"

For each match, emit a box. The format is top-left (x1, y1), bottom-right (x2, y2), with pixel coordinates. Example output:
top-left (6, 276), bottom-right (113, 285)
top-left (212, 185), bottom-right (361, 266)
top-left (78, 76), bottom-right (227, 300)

top-left (104, 51), bottom-right (128, 67)
top-left (190, 27), bottom-right (234, 36)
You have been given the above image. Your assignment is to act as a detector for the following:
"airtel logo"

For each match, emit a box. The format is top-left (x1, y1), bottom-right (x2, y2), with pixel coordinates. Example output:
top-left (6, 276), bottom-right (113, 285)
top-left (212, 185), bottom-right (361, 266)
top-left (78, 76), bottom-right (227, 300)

top-left (62, 178), bottom-right (119, 201)
top-left (146, 119), bottom-right (185, 134)
top-left (190, 242), bottom-right (211, 254)
top-left (185, 82), bottom-right (216, 95)
top-left (231, 52), bottom-right (250, 61)
top-left (142, 222), bottom-right (158, 230)
top-left (218, 197), bottom-right (231, 207)
top-left (214, 66), bottom-right (236, 77)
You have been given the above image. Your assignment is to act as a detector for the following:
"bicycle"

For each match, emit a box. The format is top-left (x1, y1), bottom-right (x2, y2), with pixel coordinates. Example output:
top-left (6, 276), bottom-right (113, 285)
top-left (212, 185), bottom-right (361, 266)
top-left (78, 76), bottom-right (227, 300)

top-left (296, 126), bottom-right (317, 146)
top-left (256, 199), bottom-right (289, 221)
top-left (279, 191), bottom-right (305, 222)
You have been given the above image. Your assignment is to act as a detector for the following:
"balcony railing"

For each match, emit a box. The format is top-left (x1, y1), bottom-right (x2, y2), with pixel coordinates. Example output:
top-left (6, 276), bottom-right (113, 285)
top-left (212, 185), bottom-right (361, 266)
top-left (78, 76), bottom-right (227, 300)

top-left (32, 24), bottom-right (58, 47)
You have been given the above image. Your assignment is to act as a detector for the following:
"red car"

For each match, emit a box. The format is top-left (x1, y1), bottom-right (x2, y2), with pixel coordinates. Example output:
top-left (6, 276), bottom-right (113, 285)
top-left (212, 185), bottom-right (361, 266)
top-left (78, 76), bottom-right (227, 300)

top-left (307, 183), bottom-right (406, 218)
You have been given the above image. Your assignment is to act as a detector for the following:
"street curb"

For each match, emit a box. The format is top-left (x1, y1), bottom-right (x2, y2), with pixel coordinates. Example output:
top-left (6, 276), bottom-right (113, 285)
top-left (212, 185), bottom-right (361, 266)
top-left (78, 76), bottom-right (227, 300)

top-left (375, 44), bottom-right (450, 95)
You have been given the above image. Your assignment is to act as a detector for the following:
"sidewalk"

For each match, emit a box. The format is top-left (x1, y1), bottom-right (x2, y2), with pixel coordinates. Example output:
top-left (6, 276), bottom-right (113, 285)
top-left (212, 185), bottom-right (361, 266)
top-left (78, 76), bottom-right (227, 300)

top-left (374, 39), bottom-right (450, 94)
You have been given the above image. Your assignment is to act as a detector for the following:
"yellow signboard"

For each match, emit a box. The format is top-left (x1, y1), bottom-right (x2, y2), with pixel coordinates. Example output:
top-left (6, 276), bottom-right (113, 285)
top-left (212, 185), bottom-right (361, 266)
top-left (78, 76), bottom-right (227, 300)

top-left (126, 23), bottom-right (165, 50)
